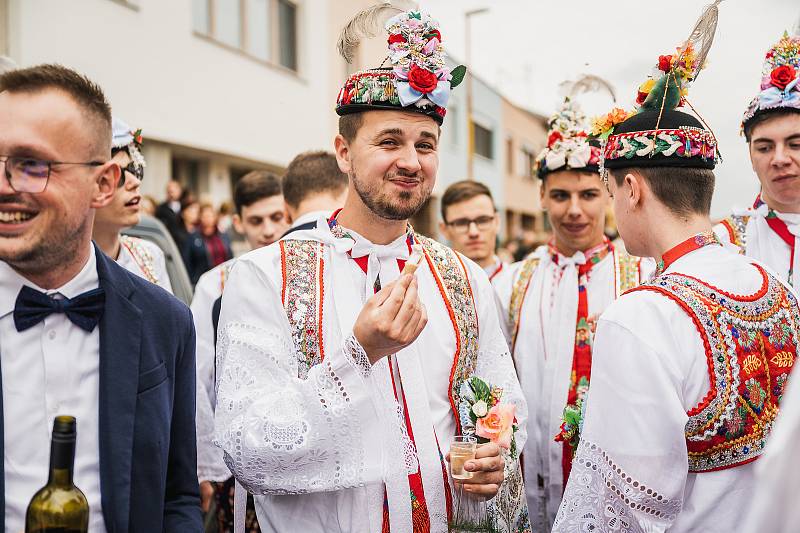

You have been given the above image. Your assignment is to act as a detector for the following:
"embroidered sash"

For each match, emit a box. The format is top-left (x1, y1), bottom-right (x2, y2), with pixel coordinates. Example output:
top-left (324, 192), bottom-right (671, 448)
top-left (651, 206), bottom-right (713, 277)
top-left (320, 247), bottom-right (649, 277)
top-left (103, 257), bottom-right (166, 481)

top-left (719, 214), bottom-right (750, 252)
top-left (120, 235), bottom-right (160, 285)
top-left (508, 256), bottom-right (541, 357)
top-left (631, 265), bottom-right (800, 472)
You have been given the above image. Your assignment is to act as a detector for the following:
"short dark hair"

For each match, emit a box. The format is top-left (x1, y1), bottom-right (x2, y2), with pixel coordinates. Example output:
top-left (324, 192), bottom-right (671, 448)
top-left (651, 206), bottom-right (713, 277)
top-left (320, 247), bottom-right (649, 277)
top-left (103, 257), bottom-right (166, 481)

top-left (234, 170), bottom-right (282, 214)
top-left (610, 166), bottom-right (715, 217)
top-left (0, 64), bottom-right (112, 153)
top-left (338, 113), bottom-right (364, 143)
top-left (440, 180), bottom-right (495, 221)
top-left (743, 108), bottom-right (800, 142)
top-left (282, 151), bottom-right (348, 209)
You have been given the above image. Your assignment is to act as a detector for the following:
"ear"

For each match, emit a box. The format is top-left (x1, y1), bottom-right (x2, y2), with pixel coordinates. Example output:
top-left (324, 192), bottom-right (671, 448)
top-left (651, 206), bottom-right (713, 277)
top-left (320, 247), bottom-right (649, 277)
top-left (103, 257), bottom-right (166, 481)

top-left (90, 162), bottom-right (120, 209)
top-left (438, 220), bottom-right (449, 238)
top-left (232, 213), bottom-right (244, 235)
top-left (539, 180), bottom-right (548, 211)
top-left (284, 201), bottom-right (295, 225)
top-left (624, 172), bottom-right (643, 209)
top-left (334, 134), bottom-right (352, 174)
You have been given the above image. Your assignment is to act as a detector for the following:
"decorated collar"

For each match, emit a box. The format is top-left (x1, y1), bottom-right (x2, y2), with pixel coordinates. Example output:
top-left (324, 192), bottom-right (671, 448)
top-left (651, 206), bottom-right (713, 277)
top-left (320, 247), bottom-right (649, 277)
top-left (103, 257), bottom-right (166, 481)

top-left (549, 238), bottom-right (612, 270)
top-left (656, 230), bottom-right (721, 275)
top-left (327, 208), bottom-right (415, 248)
top-left (742, 32), bottom-right (800, 132)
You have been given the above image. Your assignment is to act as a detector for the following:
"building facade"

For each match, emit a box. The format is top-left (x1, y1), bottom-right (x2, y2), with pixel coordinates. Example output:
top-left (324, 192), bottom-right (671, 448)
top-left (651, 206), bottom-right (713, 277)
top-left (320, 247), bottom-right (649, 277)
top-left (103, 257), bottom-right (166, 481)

top-left (2, 0), bottom-right (546, 242)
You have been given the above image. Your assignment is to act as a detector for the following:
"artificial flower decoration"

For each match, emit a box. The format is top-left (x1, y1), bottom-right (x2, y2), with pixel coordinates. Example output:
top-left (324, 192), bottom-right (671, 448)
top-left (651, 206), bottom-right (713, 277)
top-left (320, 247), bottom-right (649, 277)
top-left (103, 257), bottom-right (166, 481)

top-left (458, 375), bottom-right (519, 457)
top-left (742, 31), bottom-right (800, 131)
top-left (534, 75), bottom-right (616, 179)
top-left (589, 107), bottom-right (634, 140)
top-left (335, 6), bottom-right (465, 124)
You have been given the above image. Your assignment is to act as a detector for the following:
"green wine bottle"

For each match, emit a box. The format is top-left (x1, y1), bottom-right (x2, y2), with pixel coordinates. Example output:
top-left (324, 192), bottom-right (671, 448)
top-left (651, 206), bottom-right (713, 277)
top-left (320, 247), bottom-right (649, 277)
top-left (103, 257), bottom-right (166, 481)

top-left (25, 415), bottom-right (89, 533)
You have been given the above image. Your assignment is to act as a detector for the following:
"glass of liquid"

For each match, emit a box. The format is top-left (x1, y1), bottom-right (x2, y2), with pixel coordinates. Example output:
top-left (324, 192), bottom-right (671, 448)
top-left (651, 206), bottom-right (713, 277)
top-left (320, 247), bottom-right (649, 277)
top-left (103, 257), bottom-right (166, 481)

top-left (450, 435), bottom-right (478, 480)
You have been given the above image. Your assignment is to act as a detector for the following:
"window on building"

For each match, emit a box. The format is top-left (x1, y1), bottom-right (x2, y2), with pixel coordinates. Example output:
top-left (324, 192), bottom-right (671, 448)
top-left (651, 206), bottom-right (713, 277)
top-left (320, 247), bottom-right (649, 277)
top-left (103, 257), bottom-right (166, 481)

top-left (520, 147), bottom-right (536, 180)
top-left (278, 0), bottom-right (298, 71)
top-left (192, 0), bottom-right (299, 72)
top-left (473, 122), bottom-right (493, 160)
top-left (506, 137), bottom-right (514, 174)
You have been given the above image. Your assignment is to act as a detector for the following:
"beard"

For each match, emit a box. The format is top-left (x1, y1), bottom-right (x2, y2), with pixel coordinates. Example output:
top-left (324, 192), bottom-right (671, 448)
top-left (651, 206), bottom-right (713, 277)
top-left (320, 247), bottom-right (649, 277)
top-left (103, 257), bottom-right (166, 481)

top-left (350, 169), bottom-right (432, 221)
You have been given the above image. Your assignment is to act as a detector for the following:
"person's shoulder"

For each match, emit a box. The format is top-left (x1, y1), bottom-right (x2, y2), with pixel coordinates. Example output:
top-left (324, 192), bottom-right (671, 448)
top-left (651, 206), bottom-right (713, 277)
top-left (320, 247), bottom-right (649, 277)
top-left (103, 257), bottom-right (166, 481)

top-left (122, 235), bottom-right (166, 261)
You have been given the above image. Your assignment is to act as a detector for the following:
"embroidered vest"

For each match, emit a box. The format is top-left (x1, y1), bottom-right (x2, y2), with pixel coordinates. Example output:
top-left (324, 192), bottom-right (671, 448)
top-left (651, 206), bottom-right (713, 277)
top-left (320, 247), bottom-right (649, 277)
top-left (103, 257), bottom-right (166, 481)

top-left (119, 235), bottom-right (160, 285)
top-left (631, 265), bottom-right (800, 472)
top-left (719, 214), bottom-right (750, 252)
top-left (279, 236), bottom-right (530, 532)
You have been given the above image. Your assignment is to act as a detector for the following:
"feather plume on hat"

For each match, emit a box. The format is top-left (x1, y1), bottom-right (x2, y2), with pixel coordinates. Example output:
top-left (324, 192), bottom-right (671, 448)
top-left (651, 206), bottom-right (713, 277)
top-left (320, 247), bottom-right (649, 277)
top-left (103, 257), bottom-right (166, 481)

top-left (337, 2), bottom-right (402, 64)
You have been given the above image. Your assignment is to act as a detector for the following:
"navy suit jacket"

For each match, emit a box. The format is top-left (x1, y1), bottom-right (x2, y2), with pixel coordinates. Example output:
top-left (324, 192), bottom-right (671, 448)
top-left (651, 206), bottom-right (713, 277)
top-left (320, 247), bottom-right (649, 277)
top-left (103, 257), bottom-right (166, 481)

top-left (0, 246), bottom-right (203, 532)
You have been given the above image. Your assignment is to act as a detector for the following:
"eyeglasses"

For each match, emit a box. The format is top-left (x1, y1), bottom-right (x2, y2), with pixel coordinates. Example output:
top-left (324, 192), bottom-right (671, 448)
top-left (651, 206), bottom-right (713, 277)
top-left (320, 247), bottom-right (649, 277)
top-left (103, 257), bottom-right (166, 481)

top-left (118, 162), bottom-right (144, 187)
top-left (445, 214), bottom-right (496, 233)
top-left (0, 155), bottom-right (104, 194)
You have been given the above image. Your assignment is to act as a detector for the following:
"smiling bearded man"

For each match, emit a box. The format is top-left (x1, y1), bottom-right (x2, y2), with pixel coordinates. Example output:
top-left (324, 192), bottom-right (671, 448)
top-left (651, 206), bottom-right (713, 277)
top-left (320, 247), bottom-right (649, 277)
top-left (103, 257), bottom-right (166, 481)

top-left (213, 6), bottom-right (529, 533)
top-left (494, 76), bottom-right (653, 531)
top-left (715, 28), bottom-right (800, 288)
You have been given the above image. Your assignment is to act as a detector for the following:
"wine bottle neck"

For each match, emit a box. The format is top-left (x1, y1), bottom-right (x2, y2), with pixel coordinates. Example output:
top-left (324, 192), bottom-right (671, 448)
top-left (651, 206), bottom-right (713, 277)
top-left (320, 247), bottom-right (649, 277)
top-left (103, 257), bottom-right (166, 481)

top-left (48, 438), bottom-right (76, 487)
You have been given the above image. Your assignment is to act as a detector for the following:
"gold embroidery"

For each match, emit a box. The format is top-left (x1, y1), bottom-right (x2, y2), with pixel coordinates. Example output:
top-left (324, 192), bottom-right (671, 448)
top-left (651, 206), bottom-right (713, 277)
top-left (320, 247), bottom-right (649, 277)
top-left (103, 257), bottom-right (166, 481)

top-left (771, 351), bottom-right (795, 368)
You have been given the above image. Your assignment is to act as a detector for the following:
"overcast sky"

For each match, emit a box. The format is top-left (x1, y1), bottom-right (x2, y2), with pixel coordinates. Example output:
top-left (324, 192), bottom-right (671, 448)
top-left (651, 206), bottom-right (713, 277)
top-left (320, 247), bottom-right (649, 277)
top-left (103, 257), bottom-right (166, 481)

top-left (419, 0), bottom-right (800, 217)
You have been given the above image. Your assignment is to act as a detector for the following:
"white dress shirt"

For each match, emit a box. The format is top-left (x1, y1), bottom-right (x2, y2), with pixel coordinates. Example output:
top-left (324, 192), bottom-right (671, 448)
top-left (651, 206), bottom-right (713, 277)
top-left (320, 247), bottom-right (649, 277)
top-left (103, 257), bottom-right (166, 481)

top-left (0, 245), bottom-right (106, 532)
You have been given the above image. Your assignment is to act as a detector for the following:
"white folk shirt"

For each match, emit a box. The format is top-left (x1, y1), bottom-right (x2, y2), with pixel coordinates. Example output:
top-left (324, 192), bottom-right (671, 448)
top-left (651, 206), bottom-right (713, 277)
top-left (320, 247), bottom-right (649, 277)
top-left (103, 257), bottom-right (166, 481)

top-left (116, 235), bottom-right (172, 292)
top-left (553, 244), bottom-right (783, 533)
top-left (191, 258), bottom-right (235, 483)
top-left (0, 245), bottom-right (106, 532)
top-left (494, 245), bottom-right (653, 529)
top-left (213, 217), bottom-right (527, 533)
top-left (714, 202), bottom-right (800, 288)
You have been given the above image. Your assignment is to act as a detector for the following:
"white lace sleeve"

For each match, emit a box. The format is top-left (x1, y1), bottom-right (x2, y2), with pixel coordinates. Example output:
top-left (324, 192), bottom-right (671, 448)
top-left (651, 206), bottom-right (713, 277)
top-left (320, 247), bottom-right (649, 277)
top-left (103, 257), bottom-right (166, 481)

top-left (213, 257), bottom-right (382, 495)
top-left (191, 272), bottom-right (231, 482)
top-left (553, 317), bottom-right (689, 533)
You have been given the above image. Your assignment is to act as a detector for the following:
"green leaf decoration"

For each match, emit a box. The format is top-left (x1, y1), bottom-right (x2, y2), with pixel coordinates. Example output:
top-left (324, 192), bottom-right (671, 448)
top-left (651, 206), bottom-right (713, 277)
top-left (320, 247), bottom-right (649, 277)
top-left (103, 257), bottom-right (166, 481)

top-left (641, 73), bottom-right (683, 112)
top-left (469, 376), bottom-right (491, 403)
top-left (450, 65), bottom-right (467, 89)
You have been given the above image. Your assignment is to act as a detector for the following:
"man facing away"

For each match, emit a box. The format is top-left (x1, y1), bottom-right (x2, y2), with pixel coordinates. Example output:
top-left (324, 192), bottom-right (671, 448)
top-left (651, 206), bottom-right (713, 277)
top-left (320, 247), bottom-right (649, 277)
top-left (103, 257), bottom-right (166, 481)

top-left (214, 7), bottom-right (529, 533)
top-left (439, 180), bottom-right (506, 283)
top-left (494, 84), bottom-right (650, 530)
top-left (193, 170), bottom-right (288, 530)
top-left (92, 117), bottom-right (172, 291)
top-left (715, 29), bottom-right (800, 288)
top-left (282, 150), bottom-right (349, 234)
top-left (555, 11), bottom-right (800, 530)
top-left (0, 64), bottom-right (201, 531)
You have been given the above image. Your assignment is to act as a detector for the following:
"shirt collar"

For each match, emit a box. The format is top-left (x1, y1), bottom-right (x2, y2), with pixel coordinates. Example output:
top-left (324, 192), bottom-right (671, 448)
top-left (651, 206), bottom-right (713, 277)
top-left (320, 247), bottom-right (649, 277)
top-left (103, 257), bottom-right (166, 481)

top-left (0, 244), bottom-right (99, 318)
top-left (292, 210), bottom-right (333, 229)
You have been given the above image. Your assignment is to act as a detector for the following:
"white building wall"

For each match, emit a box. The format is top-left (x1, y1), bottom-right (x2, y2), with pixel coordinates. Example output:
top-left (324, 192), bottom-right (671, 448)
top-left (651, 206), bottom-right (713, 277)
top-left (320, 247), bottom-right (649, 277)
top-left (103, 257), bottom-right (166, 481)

top-left (7, 0), bottom-right (334, 171)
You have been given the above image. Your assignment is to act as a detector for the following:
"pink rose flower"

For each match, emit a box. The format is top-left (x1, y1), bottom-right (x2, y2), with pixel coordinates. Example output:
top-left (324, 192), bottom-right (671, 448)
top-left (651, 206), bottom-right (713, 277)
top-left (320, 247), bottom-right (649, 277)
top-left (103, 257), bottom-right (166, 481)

top-left (475, 403), bottom-right (515, 449)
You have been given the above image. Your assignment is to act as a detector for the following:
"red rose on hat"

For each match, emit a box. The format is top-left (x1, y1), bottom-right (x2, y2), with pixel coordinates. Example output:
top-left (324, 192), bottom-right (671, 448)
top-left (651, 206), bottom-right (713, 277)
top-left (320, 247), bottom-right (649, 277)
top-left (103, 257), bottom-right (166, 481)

top-left (658, 55), bottom-right (673, 73)
top-left (408, 65), bottom-right (439, 94)
top-left (388, 33), bottom-right (406, 45)
top-left (429, 29), bottom-right (442, 43)
top-left (770, 65), bottom-right (797, 91)
top-left (547, 131), bottom-right (563, 147)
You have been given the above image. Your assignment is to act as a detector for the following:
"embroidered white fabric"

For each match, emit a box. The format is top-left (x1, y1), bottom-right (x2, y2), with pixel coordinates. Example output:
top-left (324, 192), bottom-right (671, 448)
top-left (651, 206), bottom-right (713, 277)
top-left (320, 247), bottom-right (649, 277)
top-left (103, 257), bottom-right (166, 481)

top-left (553, 439), bottom-right (682, 533)
top-left (214, 320), bottom-right (372, 494)
top-left (343, 333), bottom-right (372, 378)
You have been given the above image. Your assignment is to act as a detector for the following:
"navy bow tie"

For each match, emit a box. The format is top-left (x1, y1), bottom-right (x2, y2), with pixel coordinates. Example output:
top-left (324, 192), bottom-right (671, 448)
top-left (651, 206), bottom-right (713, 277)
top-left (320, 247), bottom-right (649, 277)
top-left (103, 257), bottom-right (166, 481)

top-left (14, 285), bottom-right (106, 333)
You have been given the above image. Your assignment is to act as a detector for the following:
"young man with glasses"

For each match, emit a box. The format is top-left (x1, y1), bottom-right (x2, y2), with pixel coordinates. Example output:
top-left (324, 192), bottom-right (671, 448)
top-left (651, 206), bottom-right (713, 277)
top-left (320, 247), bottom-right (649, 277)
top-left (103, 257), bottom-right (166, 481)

top-left (0, 64), bottom-right (202, 531)
top-left (92, 118), bottom-right (172, 291)
top-left (439, 180), bottom-right (505, 282)
top-left (494, 87), bottom-right (651, 530)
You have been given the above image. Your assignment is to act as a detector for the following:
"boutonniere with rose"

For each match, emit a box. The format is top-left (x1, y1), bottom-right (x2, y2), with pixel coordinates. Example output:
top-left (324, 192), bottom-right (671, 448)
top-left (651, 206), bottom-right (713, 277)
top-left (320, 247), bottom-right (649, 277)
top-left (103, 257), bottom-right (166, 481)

top-left (458, 375), bottom-right (519, 459)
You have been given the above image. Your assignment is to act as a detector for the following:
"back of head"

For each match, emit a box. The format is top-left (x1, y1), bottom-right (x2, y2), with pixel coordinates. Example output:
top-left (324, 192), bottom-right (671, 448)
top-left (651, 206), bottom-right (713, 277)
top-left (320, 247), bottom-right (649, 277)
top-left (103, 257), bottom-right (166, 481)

top-left (0, 64), bottom-right (112, 156)
top-left (440, 180), bottom-right (494, 220)
top-left (282, 151), bottom-right (348, 209)
top-left (234, 170), bottom-right (282, 214)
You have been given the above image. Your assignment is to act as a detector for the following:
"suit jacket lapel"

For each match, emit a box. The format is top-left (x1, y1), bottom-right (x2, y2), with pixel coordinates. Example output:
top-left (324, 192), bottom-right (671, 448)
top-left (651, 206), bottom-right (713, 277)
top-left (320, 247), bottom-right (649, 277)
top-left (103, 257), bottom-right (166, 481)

top-left (96, 246), bottom-right (142, 532)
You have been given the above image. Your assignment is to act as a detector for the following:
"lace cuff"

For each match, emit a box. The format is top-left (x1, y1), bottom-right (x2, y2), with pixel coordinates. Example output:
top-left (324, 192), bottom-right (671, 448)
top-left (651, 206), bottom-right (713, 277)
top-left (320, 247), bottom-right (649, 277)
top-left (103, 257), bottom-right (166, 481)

top-left (343, 333), bottom-right (372, 378)
top-left (553, 439), bottom-right (682, 533)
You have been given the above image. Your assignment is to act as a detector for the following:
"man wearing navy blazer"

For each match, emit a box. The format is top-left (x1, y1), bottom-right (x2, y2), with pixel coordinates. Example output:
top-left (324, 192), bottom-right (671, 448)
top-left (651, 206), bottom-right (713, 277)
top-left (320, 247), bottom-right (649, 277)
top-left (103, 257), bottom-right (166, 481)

top-left (0, 65), bottom-right (202, 531)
